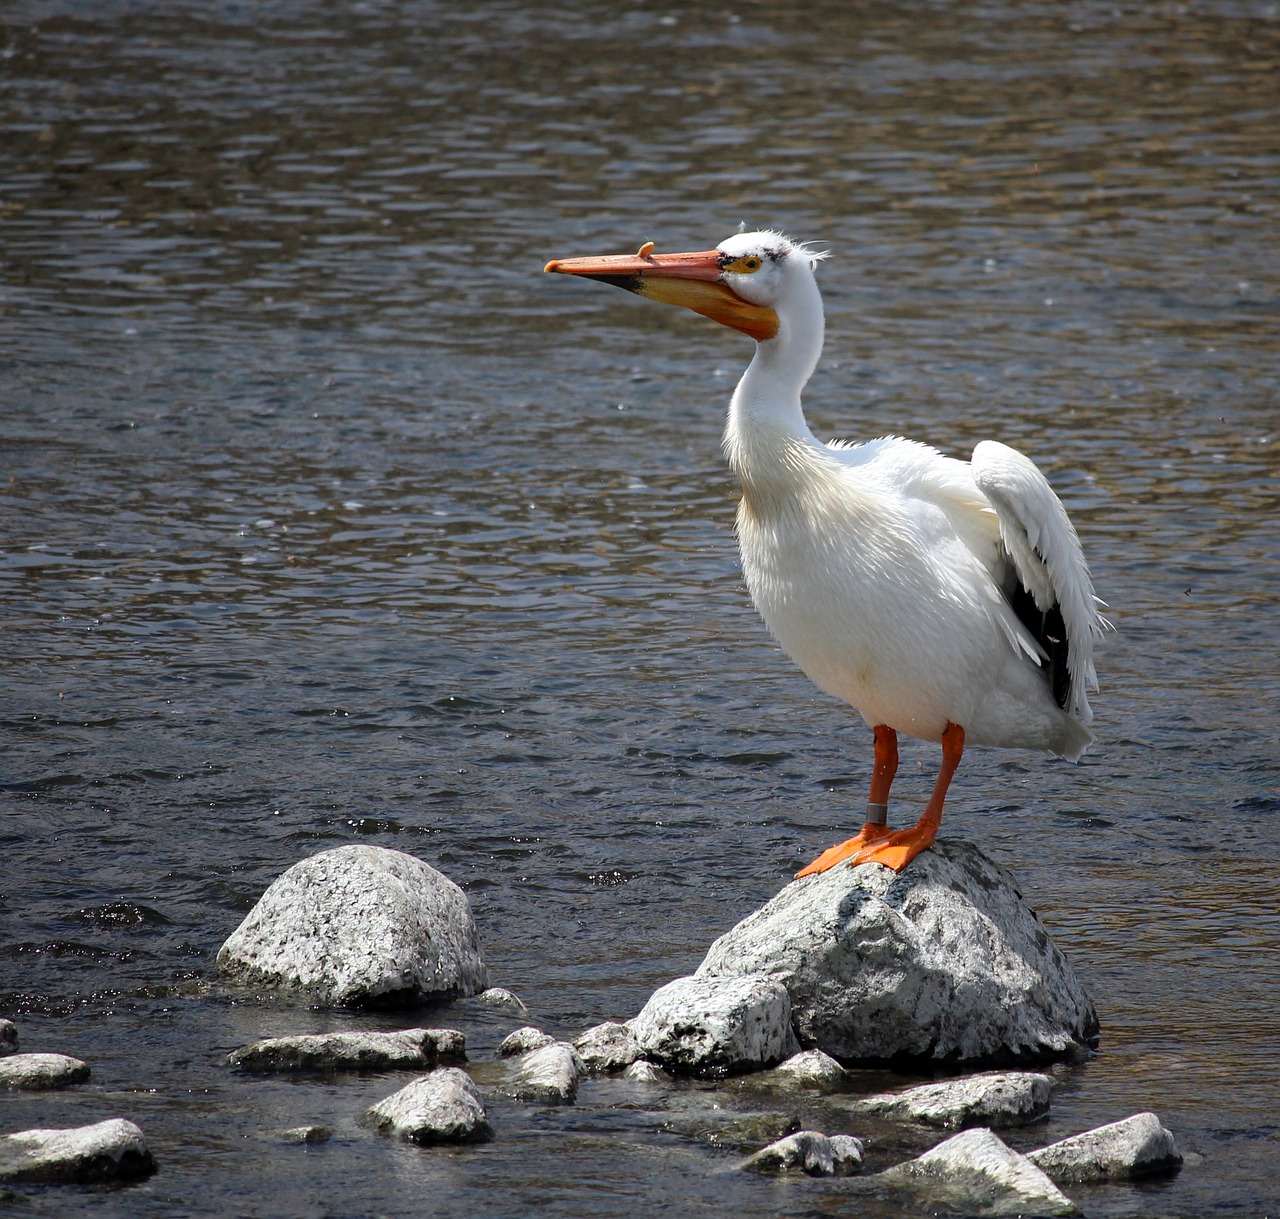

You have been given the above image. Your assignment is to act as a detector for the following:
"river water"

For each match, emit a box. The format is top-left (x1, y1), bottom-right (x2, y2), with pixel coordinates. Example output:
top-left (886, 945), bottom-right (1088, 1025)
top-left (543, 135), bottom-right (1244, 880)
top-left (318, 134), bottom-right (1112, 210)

top-left (2, 2), bottom-right (1277, 1215)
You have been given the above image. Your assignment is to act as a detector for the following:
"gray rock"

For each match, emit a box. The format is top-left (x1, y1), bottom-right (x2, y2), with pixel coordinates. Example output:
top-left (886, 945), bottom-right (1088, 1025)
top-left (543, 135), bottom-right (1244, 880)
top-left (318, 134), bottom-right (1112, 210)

top-left (0, 1053), bottom-right (90, 1090)
top-left (769, 1048), bottom-right (849, 1090)
top-left (506, 1042), bottom-right (585, 1104)
top-left (279, 1125), bottom-right (332, 1144)
top-left (1029, 1111), bottom-right (1182, 1183)
top-left (475, 987), bottom-right (528, 1012)
top-left (0, 1020), bottom-right (16, 1056)
top-left (741, 1130), bottom-right (864, 1176)
top-left (497, 1027), bottom-right (554, 1057)
top-left (629, 974), bottom-right (800, 1076)
top-left (574, 1021), bottom-right (641, 1072)
top-left (227, 1027), bottom-right (465, 1073)
top-left (698, 839), bottom-right (1096, 1063)
top-left (623, 1059), bottom-right (669, 1084)
top-left (879, 1127), bottom-right (1078, 1216)
top-left (365, 1067), bottom-right (492, 1144)
top-left (216, 845), bottom-right (488, 1007)
top-left (852, 1071), bottom-right (1053, 1129)
top-left (0, 1119), bottom-right (156, 1184)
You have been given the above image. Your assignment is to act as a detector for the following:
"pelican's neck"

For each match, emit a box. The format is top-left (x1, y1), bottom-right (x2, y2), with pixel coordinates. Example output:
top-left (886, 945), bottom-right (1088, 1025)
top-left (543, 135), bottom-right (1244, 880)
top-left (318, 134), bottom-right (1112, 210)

top-left (722, 273), bottom-right (826, 504)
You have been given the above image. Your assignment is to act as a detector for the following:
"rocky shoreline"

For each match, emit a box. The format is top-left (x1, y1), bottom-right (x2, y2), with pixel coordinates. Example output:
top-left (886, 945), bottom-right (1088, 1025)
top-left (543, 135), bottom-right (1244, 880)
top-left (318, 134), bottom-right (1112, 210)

top-left (1, 843), bottom-right (1184, 1211)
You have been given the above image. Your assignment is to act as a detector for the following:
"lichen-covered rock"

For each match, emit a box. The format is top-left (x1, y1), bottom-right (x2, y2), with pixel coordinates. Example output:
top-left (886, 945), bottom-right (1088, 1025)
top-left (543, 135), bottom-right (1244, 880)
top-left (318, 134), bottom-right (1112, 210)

top-left (698, 839), bottom-right (1096, 1063)
top-left (364, 1068), bottom-right (492, 1144)
top-left (851, 1071), bottom-right (1053, 1129)
top-left (216, 846), bottom-right (488, 1007)
top-left (1029, 1112), bottom-right (1182, 1183)
top-left (0, 1020), bottom-right (17, 1057)
top-left (574, 1021), bottom-right (641, 1073)
top-left (506, 1042), bottom-right (585, 1104)
top-left (0, 1119), bottom-right (156, 1183)
top-left (0, 1053), bottom-right (90, 1090)
top-left (497, 1027), bottom-right (554, 1057)
top-left (741, 1130), bottom-right (864, 1176)
top-left (878, 1127), bottom-right (1078, 1216)
top-left (476, 987), bottom-right (528, 1012)
top-left (629, 974), bottom-right (799, 1076)
top-left (227, 1028), bottom-right (465, 1073)
top-left (769, 1048), bottom-right (849, 1090)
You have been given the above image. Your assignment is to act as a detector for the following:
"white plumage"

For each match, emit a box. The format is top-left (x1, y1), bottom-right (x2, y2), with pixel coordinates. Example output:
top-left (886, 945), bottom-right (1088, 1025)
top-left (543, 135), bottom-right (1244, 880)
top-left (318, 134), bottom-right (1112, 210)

top-left (546, 229), bottom-right (1106, 873)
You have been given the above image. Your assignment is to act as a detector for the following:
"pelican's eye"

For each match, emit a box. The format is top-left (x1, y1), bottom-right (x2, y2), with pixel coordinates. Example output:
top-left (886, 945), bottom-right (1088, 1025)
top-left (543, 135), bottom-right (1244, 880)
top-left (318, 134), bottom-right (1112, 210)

top-left (722, 255), bottom-right (764, 274)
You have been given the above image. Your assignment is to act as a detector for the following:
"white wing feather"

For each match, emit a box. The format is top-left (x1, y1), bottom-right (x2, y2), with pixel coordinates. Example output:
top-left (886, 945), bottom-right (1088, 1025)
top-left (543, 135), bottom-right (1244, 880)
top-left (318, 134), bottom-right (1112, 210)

top-left (971, 439), bottom-right (1106, 722)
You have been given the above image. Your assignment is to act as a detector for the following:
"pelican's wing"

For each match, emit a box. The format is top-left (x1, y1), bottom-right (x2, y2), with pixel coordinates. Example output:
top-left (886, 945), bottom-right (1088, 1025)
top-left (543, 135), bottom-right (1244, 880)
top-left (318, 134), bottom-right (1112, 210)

top-left (970, 440), bottom-right (1106, 722)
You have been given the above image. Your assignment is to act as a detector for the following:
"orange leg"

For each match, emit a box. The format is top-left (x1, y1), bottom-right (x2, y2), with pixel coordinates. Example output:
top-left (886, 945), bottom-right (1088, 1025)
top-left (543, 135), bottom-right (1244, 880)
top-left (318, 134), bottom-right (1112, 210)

top-left (795, 726), bottom-right (899, 878)
top-left (851, 722), bottom-right (966, 872)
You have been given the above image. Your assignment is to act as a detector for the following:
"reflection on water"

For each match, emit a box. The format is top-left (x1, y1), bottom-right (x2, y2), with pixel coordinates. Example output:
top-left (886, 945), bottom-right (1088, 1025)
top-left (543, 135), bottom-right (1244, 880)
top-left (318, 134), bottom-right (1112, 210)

top-left (2, 2), bottom-right (1277, 1215)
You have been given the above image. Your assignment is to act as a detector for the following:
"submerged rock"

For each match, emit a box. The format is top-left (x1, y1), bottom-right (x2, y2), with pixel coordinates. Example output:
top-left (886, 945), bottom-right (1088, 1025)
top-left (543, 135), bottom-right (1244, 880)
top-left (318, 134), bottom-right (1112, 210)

top-left (574, 1021), bottom-right (641, 1073)
top-left (365, 1068), bottom-right (492, 1144)
top-left (476, 987), bottom-right (528, 1012)
top-left (279, 1125), bottom-right (332, 1144)
top-left (497, 1027), bottom-right (554, 1058)
top-left (769, 1048), bottom-right (849, 1090)
top-left (1029, 1111), bottom-right (1182, 1183)
top-left (505, 1042), bottom-right (585, 1104)
top-left (0, 1020), bottom-right (16, 1056)
top-left (698, 839), bottom-right (1097, 1064)
top-left (227, 1028), bottom-right (465, 1073)
top-left (0, 1053), bottom-right (90, 1091)
top-left (629, 974), bottom-right (799, 1076)
top-left (0, 1119), bottom-right (156, 1184)
top-left (741, 1130), bottom-right (864, 1176)
top-left (622, 1059), bottom-right (669, 1084)
top-left (851, 1071), bottom-right (1053, 1129)
top-left (878, 1126), bottom-right (1078, 1216)
top-left (216, 845), bottom-right (488, 1007)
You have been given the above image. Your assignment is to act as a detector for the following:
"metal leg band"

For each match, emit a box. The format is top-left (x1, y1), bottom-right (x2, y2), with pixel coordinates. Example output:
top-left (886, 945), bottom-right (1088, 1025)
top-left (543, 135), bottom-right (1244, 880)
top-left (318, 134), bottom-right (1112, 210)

top-left (866, 801), bottom-right (889, 825)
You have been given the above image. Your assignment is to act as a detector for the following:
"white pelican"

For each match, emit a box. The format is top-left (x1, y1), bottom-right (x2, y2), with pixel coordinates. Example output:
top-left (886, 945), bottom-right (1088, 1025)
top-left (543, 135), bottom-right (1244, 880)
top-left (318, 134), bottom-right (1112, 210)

top-left (545, 231), bottom-right (1105, 874)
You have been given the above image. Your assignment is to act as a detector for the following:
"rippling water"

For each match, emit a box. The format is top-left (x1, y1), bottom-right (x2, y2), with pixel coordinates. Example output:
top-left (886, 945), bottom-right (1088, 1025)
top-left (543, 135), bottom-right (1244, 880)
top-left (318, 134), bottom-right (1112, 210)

top-left (3, 2), bottom-right (1278, 1215)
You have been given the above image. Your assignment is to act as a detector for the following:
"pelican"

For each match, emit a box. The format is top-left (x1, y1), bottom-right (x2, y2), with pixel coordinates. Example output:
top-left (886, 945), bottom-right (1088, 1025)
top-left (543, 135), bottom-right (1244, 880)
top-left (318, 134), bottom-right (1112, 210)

top-left (545, 231), bottom-right (1105, 874)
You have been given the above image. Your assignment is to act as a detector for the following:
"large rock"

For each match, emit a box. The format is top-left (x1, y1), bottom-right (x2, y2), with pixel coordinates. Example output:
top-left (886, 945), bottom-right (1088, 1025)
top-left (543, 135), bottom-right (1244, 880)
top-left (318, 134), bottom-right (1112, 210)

top-left (573, 1021), bottom-right (641, 1073)
top-left (0, 1053), bottom-right (90, 1090)
top-left (364, 1068), bottom-right (492, 1144)
top-left (878, 1127), bottom-right (1078, 1216)
top-left (1029, 1112), bottom-right (1182, 1183)
top-left (0, 1020), bottom-right (16, 1056)
top-left (698, 839), bottom-right (1096, 1063)
top-left (497, 1027), bottom-right (554, 1058)
top-left (851, 1071), bottom-right (1053, 1129)
top-left (216, 846), bottom-right (488, 1007)
top-left (227, 1028), bottom-right (466, 1073)
top-left (0, 1119), bottom-right (156, 1183)
top-left (629, 974), bottom-right (799, 1077)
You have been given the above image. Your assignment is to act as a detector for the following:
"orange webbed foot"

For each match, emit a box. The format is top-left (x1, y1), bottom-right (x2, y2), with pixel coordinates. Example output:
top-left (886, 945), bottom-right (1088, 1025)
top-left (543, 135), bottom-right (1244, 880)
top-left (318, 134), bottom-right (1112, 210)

top-left (796, 822), bottom-right (894, 878)
top-left (849, 822), bottom-right (938, 872)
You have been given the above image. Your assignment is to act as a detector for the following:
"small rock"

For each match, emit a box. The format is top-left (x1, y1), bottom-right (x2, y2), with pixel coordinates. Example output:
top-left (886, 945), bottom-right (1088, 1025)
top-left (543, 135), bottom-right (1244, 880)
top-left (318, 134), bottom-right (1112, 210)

top-left (1029, 1111), bottom-right (1183, 1183)
top-left (497, 1027), bottom-right (554, 1057)
top-left (506, 1042), bottom-right (584, 1104)
top-left (698, 839), bottom-right (1097, 1064)
top-left (0, 1053), bottom-right (90, 1091)
top-left (0, 1020), bottom-right (16, 1057)
top-left (622, 1060), bottom-right (669, 1084)
top-left (279, 1126), bottom-right (332, 1144)
top-left (878, 1127), bottom-right (1078, 1216)
top-left (573, 1021), bottom-right (641, 1072)
top-left (216, 845), bottom-right (488, 1007)
top-left (476, 987), bottom-right (528, 1012)
top-left (741, 1130), bottom-right (864, 1176)
top-left (851, 1071), bottom-right (1053, 1129)
top-left (0, 1119), bottom-right (156, 1184)
top-left (629, 974), bottom-right (799, 1076)
top-left (770, 1048), bottom-right (849, 1089)
top-left (227, 1027), bottom-right (465, 1072)
top-left (365, 1068), bottom-right (492, 1144)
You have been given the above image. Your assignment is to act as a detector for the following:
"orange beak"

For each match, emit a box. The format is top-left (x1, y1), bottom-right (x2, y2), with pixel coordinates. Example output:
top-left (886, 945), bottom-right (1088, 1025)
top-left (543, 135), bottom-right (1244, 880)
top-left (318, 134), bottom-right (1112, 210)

top-left (544, 247), bottom-right (779, 343)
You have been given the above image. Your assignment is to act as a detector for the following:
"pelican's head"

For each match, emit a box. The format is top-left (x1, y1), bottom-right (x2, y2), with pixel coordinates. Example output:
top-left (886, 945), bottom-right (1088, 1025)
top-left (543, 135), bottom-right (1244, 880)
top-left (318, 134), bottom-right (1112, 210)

top-left (545, 230), bottom-right (825, 343)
